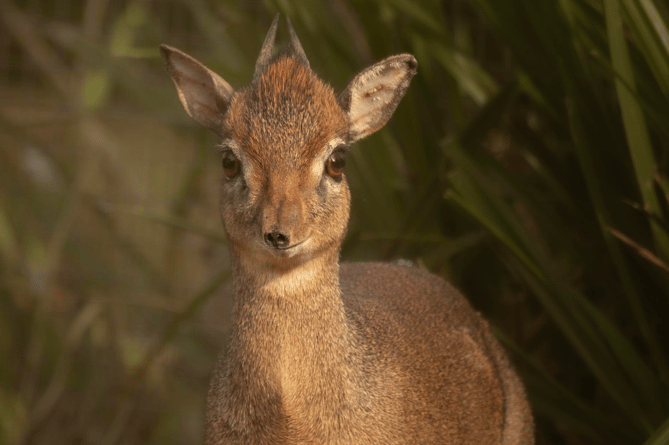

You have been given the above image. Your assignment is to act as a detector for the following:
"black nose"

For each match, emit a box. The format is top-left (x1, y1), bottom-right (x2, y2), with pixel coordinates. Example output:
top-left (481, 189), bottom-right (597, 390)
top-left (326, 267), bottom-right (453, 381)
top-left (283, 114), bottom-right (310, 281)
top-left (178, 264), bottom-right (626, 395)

top-left (264, 231), bottom-right (290, 249)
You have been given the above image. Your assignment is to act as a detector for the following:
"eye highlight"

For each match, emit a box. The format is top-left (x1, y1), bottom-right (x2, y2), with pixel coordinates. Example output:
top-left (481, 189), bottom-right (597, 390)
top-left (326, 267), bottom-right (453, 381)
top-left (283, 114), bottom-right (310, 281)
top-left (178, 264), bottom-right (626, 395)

top-left (221, 151), bottom-right (241, 179)
top-left (325, 147), bottom-right (346, 180)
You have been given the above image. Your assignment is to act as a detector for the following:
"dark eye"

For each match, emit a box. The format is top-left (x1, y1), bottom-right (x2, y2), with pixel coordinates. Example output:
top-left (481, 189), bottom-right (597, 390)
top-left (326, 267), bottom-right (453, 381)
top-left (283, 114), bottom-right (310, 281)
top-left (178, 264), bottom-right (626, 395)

top-left (222, 151), bottom-right (241, 179)
top-left (325, 148), bottom-right (346, 180)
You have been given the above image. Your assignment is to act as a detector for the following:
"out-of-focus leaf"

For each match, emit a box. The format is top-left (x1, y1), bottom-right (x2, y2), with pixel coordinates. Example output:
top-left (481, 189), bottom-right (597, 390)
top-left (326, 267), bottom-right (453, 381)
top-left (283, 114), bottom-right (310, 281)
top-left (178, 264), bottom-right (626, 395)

top-left (644, 416), bottom-right (669, 445)
top-left (109, 1), bottom-right (155, 58)
top-left (378, 0), bottom-right (443, 34)
top-left (0, 390), bottom-right (27, 445)
top-left (104, 205), bottom-right (227, 244)
top-left (81, 69), bottom-right (111, 110)
top-left (0, 207), bottom-right (20, 267)
top-left (429, 39), bottom-right (498, 106)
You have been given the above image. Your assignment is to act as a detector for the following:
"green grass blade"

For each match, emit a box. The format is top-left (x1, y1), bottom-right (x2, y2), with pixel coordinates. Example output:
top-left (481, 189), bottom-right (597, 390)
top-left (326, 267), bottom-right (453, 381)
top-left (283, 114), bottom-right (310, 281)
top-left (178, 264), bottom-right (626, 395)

top-left (562, 62), bottom-right (669, 395)
top-left (605, 0), bottom-right (669, 261)
top-left (619, 0), bottom-right (669, 95)
top-left (445, 133), bottom-right (661, 431)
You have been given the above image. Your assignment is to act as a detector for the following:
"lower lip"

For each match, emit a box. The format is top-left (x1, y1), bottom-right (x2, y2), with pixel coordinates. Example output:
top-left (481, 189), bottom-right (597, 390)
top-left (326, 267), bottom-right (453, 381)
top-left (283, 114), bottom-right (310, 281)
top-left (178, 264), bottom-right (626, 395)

top-left (278, 240), bottom-right (305, 251)
top-left (273, 238), bottom-right (309, 256)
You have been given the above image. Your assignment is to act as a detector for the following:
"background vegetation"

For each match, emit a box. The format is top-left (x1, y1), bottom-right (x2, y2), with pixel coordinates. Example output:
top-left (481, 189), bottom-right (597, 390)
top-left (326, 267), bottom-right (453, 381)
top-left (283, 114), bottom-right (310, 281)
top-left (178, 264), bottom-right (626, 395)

top-left (1, 0), bottom-right (669, 443)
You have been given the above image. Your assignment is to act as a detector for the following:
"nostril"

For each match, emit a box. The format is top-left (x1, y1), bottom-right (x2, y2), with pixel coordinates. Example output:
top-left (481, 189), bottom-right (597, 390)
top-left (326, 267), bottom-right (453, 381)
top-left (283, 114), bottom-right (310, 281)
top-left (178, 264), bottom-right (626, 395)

top-left (274, 233), bottom-right (288, 246)
top-left (264, 231), bottom-right (290, 249)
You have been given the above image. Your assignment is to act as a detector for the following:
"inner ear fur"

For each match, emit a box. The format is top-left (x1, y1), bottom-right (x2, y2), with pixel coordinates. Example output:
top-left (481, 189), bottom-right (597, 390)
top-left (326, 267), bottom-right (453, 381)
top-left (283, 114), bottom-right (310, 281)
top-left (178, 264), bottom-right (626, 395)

top-left (339, 54), bottom-right (417, 143)
top-left (160, 45), bottom-right (234, 134)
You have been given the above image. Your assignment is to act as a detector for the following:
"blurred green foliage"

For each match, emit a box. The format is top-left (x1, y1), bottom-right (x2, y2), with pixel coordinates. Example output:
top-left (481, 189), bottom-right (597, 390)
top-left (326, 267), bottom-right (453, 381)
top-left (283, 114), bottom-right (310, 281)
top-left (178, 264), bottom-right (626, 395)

top-left (1, 0), bottom-right (669, 443)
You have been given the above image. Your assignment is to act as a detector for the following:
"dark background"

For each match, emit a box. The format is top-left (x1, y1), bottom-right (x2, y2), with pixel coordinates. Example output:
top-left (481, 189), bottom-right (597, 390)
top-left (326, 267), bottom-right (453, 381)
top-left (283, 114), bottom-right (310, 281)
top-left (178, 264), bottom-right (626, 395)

top-left (1, 0), bottom-right (669, 444)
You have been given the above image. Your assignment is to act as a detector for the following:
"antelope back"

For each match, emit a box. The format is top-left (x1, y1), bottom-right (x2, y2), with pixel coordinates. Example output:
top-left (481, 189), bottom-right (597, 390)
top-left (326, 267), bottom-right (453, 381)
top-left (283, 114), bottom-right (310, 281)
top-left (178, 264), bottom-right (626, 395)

top-left (161, 16), bottom-right (417, 269)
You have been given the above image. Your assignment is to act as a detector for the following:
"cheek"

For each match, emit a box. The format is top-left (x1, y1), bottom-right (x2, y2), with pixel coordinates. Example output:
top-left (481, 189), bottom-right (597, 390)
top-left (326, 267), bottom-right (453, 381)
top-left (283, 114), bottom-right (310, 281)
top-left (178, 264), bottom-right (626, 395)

top-left (315, 175), bottom-right (329, 203)
top-left (337, 182), bottom-right (351, 225)
top-left (219, 182), bottom-right (256, 232)
top-left (310, 177), bottom-right (350, 231)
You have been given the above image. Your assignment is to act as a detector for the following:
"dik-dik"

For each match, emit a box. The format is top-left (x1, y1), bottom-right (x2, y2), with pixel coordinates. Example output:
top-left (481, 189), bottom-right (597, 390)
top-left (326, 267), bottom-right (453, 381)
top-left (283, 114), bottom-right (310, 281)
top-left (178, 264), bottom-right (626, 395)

top-left (160, 15), bottom-right (534, 445)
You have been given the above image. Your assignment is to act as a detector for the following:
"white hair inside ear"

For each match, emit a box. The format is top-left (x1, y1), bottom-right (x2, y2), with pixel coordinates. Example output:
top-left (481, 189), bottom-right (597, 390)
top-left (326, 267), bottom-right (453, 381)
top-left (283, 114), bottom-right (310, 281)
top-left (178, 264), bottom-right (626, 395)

top-left (339, 54), bottom-right (417, 143)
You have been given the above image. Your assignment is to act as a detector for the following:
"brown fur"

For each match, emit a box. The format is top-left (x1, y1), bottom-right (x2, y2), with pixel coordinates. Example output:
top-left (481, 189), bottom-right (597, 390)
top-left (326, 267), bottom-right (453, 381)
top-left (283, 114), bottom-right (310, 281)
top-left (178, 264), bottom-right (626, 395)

top-left (160, 19), bottom-right (534, 444)
top-left (226, 56), bottom-right (347, 176)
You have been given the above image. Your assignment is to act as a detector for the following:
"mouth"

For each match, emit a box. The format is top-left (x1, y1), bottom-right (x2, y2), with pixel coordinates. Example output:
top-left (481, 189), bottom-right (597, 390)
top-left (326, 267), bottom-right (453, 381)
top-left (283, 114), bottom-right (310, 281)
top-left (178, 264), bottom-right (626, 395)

top-left (267, 236), bottom-right (311, 258)
top-left (276, 238), bottom-right (308, 251)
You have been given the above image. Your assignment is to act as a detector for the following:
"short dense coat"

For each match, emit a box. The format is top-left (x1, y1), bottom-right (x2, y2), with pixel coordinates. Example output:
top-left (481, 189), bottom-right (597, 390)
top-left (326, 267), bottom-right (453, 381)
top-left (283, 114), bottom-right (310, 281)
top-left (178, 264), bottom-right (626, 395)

top-left (160, 15), bottom-right (534, 445)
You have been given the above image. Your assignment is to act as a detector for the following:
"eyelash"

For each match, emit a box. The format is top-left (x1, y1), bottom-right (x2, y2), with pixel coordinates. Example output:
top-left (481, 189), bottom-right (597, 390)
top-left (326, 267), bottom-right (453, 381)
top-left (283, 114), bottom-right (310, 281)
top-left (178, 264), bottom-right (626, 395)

top-left (215, 144), bottom-right (230, 156)
top-left (328, 143), bottom-right (349, 156)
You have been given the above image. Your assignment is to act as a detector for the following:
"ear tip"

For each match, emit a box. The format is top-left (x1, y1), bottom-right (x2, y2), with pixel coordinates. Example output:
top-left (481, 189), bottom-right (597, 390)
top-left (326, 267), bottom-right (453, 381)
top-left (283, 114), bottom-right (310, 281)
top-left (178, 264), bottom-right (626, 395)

top-left (400, 54), bottom-right (418, 71)
top-left (159, 44), bottom-right (176, 62)
top-left (383, 54), bottom-right (418, 74)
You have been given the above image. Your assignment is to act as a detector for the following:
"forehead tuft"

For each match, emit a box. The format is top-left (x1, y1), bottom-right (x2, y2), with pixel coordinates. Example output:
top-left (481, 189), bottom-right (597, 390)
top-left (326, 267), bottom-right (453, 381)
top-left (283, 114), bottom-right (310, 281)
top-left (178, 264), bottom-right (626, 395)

top-left (225, 56), bottom-right (347, 170)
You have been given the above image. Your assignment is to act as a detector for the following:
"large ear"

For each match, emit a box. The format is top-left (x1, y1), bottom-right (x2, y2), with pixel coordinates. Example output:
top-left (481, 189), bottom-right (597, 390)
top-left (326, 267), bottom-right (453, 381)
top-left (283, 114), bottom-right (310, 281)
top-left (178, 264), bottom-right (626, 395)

top-left (339, 54), bottom-right (417, 143)
top-left (160, 45), bottom-right (234, 134)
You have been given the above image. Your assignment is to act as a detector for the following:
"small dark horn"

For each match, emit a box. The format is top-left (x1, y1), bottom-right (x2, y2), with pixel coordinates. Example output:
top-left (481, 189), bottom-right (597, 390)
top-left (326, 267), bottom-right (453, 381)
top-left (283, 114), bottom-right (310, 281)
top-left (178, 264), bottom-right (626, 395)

top-left (253, 14), bottom-right (279, 81)
top-left (286, 17), bottom-right (310, 69)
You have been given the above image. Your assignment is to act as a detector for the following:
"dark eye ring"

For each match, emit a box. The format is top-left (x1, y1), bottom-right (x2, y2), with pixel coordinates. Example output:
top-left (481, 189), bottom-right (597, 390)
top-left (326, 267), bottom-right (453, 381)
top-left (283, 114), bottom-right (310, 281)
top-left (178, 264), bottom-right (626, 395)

top-left (222, 151), bottom-right (241, 179)
top-left (325, 147), bottom-right (346, 180)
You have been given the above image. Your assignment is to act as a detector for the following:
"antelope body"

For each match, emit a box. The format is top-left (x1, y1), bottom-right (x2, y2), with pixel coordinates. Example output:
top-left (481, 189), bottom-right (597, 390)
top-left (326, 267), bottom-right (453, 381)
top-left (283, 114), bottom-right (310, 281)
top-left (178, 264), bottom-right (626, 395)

top-left (161, 16), bottom-right (534, 445)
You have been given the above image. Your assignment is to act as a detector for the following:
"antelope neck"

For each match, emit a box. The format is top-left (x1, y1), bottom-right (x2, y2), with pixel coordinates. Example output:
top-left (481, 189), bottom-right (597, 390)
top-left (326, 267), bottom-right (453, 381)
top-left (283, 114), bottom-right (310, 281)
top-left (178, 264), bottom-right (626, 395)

top-left (228, 249), bottom-right (357, 420)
